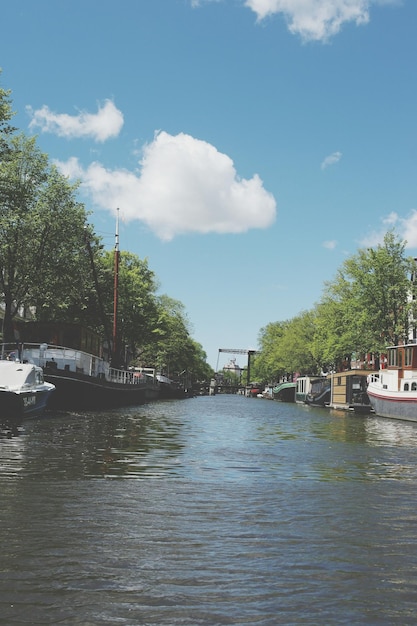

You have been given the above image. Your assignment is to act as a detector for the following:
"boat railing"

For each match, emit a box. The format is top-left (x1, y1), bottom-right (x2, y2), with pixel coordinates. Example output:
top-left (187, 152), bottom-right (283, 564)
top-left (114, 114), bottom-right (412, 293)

top-left (0, 342), bottom-right (157, 387)
top-left (108, 368), bottom-right (149, 386)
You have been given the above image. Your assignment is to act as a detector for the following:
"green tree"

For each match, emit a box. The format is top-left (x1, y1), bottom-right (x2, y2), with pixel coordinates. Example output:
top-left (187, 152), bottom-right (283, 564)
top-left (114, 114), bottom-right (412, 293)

top-left (222, 368), bottom-right (240, 386)
top-left (0, 134), bottom-right (91, 342)
top-left (100, 250), bottom-right (160, 366)
top-left (189, 340), bottom-right (213, 381)
top-left (253, 320), bottom-right (289, 381)
top-left (344, 231), bottom-right (417, 347)
top-left (311, 297), bottom-right (352, 371)
top-left (277, 310), bottom-right (320, 375)
top-left (0, 72), bottom-right (16, 160)
top-left (314, 230), bottom-right (417, 368)
top-left (254, 311), bottom-right (320, 381)
top-left (30, 168), bottom-right (95, 323)
top-left (145, 295), bottom-right (193, 375)
top-left (139, 294), bottom-right (212, 381)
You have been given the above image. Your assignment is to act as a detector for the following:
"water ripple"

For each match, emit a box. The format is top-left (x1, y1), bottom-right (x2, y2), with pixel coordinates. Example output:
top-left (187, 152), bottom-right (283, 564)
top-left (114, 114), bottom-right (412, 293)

top-left (2, 396), bottom-right (417, 624)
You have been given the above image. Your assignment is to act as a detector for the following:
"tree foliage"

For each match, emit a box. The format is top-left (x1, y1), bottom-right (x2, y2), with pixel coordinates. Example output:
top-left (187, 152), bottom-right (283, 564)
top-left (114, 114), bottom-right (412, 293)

top-left (256, 231), bottom-right (417, 376)
top-left (0, 72), bottom-right (16, 159)
top-left (252, 320), bottom-right (288, 381)
top-left (0, 134), bottom-right (92, 341)
top-left (94, 250), bottom-right (160, 366)
top-left (314, 231), bottom-right (417, 366)
top-left (140, 295), bottom-right (199, 376)
top-left (253, 310), bottom-right (320, 381)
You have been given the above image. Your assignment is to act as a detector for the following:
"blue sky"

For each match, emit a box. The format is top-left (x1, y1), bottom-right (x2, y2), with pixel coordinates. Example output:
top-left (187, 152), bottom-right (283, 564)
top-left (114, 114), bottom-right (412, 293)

top-left (1, 0), bottom-right (416, 369)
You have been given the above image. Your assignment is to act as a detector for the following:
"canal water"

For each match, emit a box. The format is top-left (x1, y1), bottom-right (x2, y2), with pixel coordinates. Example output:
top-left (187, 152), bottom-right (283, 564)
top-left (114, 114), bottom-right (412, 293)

top-left (1, 395), bottom-right (417, 625)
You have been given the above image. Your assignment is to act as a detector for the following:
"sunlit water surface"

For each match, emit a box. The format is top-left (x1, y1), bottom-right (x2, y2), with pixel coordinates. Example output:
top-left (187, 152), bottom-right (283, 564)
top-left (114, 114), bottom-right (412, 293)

top-left (1, 395), bottom-right (417, 625)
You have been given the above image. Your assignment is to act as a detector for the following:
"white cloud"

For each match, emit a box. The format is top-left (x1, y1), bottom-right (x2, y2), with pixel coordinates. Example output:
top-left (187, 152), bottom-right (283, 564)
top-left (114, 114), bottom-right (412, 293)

top-left (244, 0), bottom-right (397, 42)
top-left (397, 210), bottom-right (417, 249)
top-left (191, 0), bottom-right (221, 6)
top-left (359, 211), bottom-right (417, 250)
top-left (56, 156), bottom-right (85, 179)
top-left (55, 131), bottom-right (277, 241)
top-left (323, 240), bottom-right (337, 249)
top-left (358, 212), bottom-right (398, 247)
top-left (27, 100), bottom-right (123, 142)
top-left (321, 151), bottom-right (342, 170)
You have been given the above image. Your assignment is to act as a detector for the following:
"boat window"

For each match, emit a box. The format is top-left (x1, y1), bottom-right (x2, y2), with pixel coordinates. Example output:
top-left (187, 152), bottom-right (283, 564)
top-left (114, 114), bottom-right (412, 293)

top-left (388, 348), bottom-right (398, 367)
top-left (404, 383), bottom-right (409, 391)
top-left (405, 347), bottom-right (413, 367)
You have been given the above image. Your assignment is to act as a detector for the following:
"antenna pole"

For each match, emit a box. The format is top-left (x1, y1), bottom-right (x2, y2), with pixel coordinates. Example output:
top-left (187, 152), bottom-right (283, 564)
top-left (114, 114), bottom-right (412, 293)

top-left (112, 208), bottom-right (120, 365)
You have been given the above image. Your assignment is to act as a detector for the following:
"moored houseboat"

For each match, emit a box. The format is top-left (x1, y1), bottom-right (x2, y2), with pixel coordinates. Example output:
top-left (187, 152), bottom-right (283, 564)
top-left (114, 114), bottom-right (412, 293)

top-left (295, 375), bottom-right (327, 404)
top-left (367, 342), bottom-right (417, 421)
top-left (305, 377), bottom-right (331, 407)
top-left (10, 322), bottom-right (160, 410)
top-left (273, 381), bottom-right (296, 402)
top-left (328, 370), bottom-right (372, 414)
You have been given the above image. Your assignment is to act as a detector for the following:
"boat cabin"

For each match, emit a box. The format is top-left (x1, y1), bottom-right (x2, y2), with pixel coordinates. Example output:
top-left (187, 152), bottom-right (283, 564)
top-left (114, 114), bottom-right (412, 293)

top-left (305, 377), bottom-right (331, 407)
top-left (273, 381), bottom-right (296, 402)
top-left (380, 343), bottom-right (417, 392)
top-left (0, 361), bottom-right (46, 391)
top-left (296, 375), bottom-right (327, 404)
top-left (328, 370), bottom-right (370, 412)
top-left (386, 343), bottom-right (417, 371)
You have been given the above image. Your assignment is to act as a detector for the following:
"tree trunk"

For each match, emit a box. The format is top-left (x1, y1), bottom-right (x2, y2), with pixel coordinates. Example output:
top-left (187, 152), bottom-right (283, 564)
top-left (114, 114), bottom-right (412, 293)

top-left (2, 294), bottom-right (16, 344)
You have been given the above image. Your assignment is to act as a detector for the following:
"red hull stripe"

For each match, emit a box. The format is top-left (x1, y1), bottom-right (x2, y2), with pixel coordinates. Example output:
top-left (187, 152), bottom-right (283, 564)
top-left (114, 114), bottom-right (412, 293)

top-left (367, 391), bottom-right (417, 404)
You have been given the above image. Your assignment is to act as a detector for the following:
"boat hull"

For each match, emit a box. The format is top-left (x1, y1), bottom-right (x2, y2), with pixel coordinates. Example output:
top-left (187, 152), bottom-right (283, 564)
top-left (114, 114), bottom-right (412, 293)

top-left (367, 387), bottom-right (417, 422)
top-left (158, 383), bottom-right (189, 400)
top-left (44, 370), bottom-right (159, 411)
top-left (273, 382), bottom-right (296, 402)
top-left (0, 388), bottom-right (54, 421)
top-left (306, 388), bottom-right (331, 407)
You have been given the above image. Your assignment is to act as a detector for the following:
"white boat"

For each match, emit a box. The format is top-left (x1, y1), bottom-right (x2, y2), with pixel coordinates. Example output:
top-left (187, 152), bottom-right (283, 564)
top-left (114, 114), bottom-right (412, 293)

top-left (367, 342), bottom-right (417, 421)
top-left (0, 360), bottom-right (55, 421)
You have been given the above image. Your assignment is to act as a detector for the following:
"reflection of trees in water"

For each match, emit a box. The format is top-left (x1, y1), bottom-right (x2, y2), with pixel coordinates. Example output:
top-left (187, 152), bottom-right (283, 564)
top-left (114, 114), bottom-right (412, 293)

top-left (82, 411), bottom-right (186, 477)
top-left (90, 411), bottom-right (185, 478)
top-left (0, 410), bottom-right (185, 479)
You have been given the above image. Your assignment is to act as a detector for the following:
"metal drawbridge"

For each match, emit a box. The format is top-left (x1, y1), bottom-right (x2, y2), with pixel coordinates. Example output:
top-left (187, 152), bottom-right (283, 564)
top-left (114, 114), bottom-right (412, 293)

top-left (217, 348), bottom-right (258, 386)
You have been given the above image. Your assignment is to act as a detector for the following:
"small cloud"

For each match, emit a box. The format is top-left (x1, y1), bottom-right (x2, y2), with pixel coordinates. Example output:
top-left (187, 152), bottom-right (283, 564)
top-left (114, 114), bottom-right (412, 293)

top-left (56, 156), bottom-right (84, 179)
top-left (359, 211), bottom-right (417, 249)
top-left (55, 131), bottom-right (277, 241)
top-left (382, 211), bottom-right (399, 226)
top-left (27, 99), bottom-right (123, 142)
top-left (397, 210), bottom-right (417, 249)
top-left (323, 240), bottom-right (337, 250)
top-left (191, 0), bottom-right (221, 6)
top-left (244, 0), bottom-right (398, 42)
top-left (321, 151), bottom-right (342, 170)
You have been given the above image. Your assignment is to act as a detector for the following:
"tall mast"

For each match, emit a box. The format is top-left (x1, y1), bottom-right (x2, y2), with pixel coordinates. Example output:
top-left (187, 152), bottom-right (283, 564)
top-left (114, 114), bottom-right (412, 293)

top-left (112, 208), bottom-right (120, 364)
